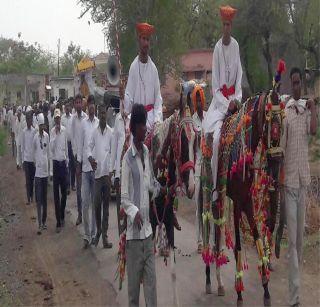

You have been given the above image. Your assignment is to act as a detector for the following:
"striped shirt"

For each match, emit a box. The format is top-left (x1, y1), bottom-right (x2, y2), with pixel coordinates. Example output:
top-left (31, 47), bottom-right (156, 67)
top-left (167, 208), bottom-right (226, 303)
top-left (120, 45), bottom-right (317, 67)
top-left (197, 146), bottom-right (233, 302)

top-left (280, 98), bottom-right (311, 189)
top-left (121, 143), bottom-right (161, 240)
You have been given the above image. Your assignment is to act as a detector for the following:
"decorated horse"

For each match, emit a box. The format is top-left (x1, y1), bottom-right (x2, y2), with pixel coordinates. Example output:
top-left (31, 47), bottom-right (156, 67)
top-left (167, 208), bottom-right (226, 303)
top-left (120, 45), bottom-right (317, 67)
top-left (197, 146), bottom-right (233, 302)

top-left (200, 61), bottom-right (286, 306)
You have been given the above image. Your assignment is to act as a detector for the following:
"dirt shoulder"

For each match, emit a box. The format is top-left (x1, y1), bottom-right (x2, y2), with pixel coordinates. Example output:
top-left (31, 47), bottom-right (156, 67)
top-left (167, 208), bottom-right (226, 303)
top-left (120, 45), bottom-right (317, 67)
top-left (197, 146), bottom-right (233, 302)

top-left (0, 142), bottom-right (117, 306)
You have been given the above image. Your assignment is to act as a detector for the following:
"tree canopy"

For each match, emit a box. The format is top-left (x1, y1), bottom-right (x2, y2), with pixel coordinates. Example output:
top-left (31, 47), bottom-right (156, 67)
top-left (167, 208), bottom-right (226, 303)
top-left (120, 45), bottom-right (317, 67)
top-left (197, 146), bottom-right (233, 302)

top-left (79, 0), bottom-right (319, 93)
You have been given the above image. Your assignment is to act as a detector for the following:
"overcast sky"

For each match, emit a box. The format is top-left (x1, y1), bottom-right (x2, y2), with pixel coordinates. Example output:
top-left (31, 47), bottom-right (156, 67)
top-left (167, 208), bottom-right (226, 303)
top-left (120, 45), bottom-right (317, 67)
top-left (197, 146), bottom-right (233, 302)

top-left (1, 0), bottom-right (106, 56)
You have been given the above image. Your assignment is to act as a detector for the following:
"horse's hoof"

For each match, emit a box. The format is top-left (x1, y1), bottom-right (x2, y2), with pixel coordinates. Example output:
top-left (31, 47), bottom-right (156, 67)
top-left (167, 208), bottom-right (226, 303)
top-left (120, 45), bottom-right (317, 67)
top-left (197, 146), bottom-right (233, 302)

top-left (264, 297), bottom-right (271, 306)
top-left (218, 286), bottom-right (225, 296)
top-left (237, 299), bottom-right (243, 307)
top-left (268, 262), bottom-right (274, 272)
top-left (205, 283), bottom-right (212, 294)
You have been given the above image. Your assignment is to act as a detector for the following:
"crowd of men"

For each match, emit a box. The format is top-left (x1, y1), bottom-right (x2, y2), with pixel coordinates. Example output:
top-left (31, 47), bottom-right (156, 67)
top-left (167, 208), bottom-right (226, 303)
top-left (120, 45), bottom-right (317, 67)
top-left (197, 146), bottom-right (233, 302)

top-left (0, 4), bottom-right (318, 307)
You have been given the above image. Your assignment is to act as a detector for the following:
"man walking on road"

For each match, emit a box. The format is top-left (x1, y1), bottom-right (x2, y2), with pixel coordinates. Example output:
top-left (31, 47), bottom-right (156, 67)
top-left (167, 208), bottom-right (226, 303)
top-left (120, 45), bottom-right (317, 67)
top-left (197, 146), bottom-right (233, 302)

top-left (71, 94), bottom-right (87, 226)
top-left (122, 104), bottom-right (167, 307)
top-left (33, 113), bottom-right (50, 235)
top-left (280, 67), bottom-right (317, 307)
top-left (88, 104), bottom-right (113, 249)
top-left (61, 101), bottom-right (75, 193)
top-left (78, 95), bottom-right (98, 248)
top-left (50, 109), bottom-right (69, 233)
top-left (21, 110), bottom-right (36, 205)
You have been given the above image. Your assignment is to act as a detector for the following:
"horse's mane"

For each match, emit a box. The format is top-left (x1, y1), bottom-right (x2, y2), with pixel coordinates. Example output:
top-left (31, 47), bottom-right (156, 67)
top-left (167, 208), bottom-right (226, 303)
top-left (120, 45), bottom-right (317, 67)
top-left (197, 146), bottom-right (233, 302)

top-left (151, 111), bottom-right (178, 160)
top-left (218, 93), bottom-right (264, 177)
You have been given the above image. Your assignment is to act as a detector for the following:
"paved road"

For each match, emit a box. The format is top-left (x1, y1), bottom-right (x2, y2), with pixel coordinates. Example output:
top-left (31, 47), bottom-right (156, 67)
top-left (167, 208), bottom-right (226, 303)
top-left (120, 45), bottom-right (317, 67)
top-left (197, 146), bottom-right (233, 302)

top-left (66, 192), bottom-right (303, 307)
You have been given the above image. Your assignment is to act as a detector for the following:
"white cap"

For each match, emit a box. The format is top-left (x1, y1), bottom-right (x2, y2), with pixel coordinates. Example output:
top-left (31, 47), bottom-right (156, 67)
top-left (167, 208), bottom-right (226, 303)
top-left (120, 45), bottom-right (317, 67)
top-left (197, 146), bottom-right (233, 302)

top-left (37, 113), bottom-right (45, 125)
top-left (17, 106), bottom-right (22, 112)
top-left (26, 106), bottom-right (32, 113)
top-left (54, 108), bottom-right (61, 118)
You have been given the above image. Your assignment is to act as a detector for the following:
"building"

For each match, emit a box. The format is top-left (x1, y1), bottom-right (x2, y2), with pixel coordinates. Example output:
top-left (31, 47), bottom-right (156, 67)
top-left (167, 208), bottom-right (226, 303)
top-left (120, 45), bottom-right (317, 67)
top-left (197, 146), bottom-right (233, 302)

top-left (50, 76), bottom-right (75, 101)
top-left (161, 49), bottom-right (212, 113)
top-left (0, 73), bottom-right (50, 106)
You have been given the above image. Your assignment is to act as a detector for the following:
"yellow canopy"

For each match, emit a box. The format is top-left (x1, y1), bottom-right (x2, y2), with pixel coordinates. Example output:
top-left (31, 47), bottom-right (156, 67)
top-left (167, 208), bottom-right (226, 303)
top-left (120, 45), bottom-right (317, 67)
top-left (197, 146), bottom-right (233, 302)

top-left (76, 57), bottom-right (95, 73)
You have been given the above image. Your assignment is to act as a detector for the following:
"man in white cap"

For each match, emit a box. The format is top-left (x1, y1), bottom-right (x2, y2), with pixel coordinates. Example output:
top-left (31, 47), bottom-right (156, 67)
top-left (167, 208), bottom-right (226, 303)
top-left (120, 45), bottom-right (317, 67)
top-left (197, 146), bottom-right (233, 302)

top-left (21, 109), bottom-right (36, 205)
top-left (50, 108), bottom-right (69, 233)
top-left (33, 113), bottom-right (50, 235)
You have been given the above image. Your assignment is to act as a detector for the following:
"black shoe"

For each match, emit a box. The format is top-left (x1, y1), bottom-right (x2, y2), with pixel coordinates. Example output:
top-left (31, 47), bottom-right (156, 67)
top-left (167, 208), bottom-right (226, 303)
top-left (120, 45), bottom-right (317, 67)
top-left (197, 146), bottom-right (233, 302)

top-left (61, 220), bottom-right (65, 227)
top-left (56, 226), bottom-right (61, 233)
top-left (103, 239), bottom-right (113, 249)
top-left (76, 215), bottom-right (82, 226)
top-left (67, 189), bottom-right (70, 195)
top-left (93, 232), bottom-right (101, 247)
top-left (72, 186), bottom-right (76, 191)
top-left (83, 239), bottom-right (90, 249)
top-left (37, 226), bottom-right (42, 235)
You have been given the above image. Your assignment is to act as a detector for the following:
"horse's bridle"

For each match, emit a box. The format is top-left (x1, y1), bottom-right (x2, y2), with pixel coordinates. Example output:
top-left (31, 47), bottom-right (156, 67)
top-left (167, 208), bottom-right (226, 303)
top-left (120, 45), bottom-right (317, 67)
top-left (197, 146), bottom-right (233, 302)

top-left (171, 114), bottom-right (196, 195)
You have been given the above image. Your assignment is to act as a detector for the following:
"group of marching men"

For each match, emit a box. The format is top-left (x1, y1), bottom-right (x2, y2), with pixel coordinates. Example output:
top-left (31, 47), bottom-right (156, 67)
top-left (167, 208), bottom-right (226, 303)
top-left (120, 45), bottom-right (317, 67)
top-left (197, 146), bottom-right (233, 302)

top-left (0, 4), bottom-right (318, 306)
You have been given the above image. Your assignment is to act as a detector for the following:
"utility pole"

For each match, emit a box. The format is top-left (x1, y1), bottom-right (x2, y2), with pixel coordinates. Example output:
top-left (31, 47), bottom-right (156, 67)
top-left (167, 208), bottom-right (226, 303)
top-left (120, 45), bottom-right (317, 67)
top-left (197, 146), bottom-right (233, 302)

top-left (57, 38), bottom-right (61, 76)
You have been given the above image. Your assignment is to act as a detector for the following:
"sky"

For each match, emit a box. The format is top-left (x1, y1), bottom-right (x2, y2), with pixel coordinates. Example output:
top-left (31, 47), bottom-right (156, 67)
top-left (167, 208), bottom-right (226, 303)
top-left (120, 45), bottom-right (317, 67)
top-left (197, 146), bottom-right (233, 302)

top-left (0, 0), bottom-right (106, 56)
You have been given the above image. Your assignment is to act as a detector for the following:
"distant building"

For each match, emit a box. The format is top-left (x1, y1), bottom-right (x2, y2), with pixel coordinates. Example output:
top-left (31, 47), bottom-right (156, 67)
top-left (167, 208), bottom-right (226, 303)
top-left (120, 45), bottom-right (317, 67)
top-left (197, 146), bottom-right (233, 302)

top-left (50, 76), bottom-right (74, 101)
top-left (0, 73), bottom-right (50, 106)
top-left (161, 49), bottom-right (212, 113)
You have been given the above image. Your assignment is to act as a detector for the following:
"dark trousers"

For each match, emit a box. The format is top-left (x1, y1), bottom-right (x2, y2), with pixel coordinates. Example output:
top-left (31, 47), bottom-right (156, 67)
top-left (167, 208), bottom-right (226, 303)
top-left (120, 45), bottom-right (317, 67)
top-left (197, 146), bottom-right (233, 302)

top-left (24, 161), bottom-right (35, 202)
top-left (11, 133), bottom-right (15, 157)
top-left (67, 141), bottom-right (75, 190)
top-left (35, 177), bottom-right (48, 227)
top-left (76, 159), bottom-right (82, 216)
top-left (53, 160), bottom-right (68, 227)
top-left (94, 176), bottom-right (110, 243)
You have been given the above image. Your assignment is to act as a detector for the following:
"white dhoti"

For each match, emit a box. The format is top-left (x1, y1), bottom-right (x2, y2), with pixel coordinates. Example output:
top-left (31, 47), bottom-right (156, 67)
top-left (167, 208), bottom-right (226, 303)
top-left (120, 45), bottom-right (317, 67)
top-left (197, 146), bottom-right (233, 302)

top-left (203, 108), bottom-right (225, 202)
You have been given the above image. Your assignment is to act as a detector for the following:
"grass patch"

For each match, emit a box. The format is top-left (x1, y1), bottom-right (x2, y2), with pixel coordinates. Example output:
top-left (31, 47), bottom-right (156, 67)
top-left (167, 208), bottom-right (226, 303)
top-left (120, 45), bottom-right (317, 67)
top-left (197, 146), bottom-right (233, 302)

top-left (0, 128), bottom-right (6, 156)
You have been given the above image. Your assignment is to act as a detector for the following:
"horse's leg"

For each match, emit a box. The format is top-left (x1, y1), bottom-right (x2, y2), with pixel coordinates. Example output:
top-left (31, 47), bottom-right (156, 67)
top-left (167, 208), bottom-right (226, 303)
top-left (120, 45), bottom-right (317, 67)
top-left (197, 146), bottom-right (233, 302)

top-left (202, 153), bottom-right (213, 294)
top-left (163, 200), bottom-right (180, 307)
top-left (244, 199), bottom-right (271, 306)
top-left (233, 201), bottom-right (243, 305)
top-left (212, 203), bottom-right (225, 296)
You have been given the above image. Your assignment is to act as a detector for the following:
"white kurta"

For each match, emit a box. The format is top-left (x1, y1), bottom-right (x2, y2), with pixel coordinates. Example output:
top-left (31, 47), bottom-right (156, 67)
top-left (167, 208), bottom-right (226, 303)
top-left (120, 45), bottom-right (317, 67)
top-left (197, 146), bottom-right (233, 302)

top-left (202, 37), bottom-right (243, 133)
top-left (124, 55), bottom-right (163, 132)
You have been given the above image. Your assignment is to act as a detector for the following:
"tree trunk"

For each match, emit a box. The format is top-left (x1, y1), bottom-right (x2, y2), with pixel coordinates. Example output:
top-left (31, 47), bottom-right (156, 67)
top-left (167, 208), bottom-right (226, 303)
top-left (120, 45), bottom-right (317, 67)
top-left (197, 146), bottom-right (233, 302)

top-left (262, 33), bottom-right (273, 86)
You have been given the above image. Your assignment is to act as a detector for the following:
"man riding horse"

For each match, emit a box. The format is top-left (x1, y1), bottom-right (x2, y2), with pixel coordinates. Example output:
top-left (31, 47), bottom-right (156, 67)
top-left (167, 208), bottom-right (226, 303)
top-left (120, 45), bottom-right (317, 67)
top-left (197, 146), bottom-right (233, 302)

top-left (202, 5), bottom-right (243, 204)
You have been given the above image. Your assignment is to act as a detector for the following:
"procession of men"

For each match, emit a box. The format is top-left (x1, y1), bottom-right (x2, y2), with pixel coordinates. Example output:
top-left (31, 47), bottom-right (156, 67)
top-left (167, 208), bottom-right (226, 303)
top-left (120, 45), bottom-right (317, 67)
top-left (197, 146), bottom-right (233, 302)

top-left (0, 4), bottom-right (318, 307)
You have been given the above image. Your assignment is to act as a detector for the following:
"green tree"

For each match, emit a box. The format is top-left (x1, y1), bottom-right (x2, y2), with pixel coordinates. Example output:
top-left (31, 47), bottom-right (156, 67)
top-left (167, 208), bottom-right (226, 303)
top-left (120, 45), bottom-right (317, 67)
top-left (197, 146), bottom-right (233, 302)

top-left (0, 37), bottom-right (55, 74)
top-left (287, 0), bottom-right (320, 71)
top-left (59, 42), bottom-right (89, 76)
top-left (79, 0), bottom-right (189, 82)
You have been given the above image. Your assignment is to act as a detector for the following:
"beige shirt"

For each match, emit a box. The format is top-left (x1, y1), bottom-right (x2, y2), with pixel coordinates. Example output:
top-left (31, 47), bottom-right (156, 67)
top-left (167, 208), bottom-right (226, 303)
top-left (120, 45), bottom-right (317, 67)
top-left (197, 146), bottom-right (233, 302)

top-left (280, 98), bottom-right (311, 189)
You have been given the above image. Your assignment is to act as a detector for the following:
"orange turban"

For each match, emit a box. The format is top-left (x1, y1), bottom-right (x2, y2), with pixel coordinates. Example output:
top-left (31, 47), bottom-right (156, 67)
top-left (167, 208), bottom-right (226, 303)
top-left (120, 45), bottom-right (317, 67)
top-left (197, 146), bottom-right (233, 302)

top-left (136, 23), bottom-right (155, 37)
top-left (220, 5), bottom-right (237, 21)
top-left (191, 85), bottom-right (206, 112)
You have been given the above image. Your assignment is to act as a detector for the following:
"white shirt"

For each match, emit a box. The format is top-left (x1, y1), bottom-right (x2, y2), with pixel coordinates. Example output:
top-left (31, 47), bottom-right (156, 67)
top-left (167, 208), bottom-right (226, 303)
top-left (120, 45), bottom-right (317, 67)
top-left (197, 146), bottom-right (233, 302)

top-left (124, 55), bottom-right (163, 132)
top-left (33, 131), bottom-right (50, 178)
top-left (61, 113), bottom-right (73, 141)
top-left (50, 125), bottom-right (69, 163)
top-left (71, 111), bottom-right (87, 159)
top-left (203, 37), bottom-right (243, 133)
top-left (15, 115), bottom-right (26, 145)
top-left (110, 113), bottom-right (130, 178)
top-left (9, 111), bottom-right (16, 133)
top-left (21, 126), bottom-right (36, 163)
top-left (121, 143), bottom-right (161, 240)
top-left (88, 125), bottom-right (113, 179)
top-left (77, 116), bottom-right (99, 172)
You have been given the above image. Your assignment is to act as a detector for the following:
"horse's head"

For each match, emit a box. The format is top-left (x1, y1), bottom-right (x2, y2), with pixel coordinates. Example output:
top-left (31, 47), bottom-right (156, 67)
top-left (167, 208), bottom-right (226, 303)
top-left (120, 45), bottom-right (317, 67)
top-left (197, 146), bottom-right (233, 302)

top-left (171, 92), bottom-right (196, 199)
top-left (253, 61), bottom-right (286, 187)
